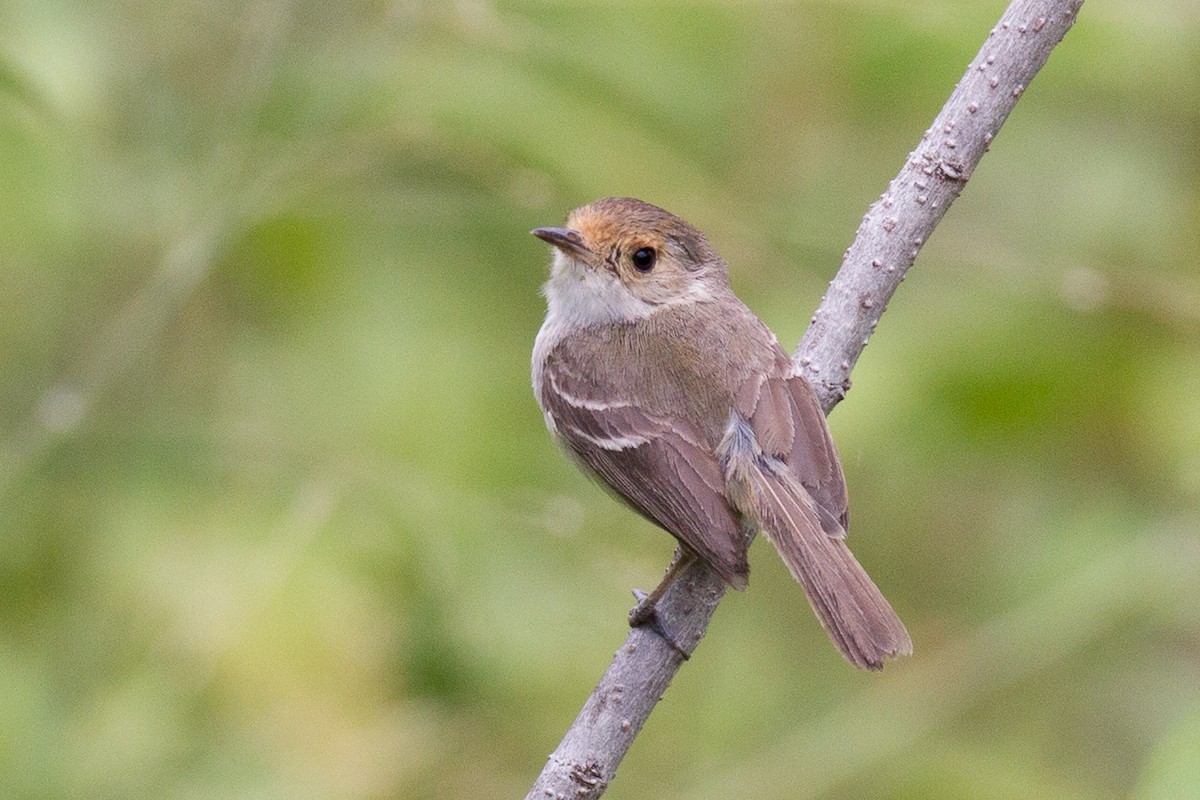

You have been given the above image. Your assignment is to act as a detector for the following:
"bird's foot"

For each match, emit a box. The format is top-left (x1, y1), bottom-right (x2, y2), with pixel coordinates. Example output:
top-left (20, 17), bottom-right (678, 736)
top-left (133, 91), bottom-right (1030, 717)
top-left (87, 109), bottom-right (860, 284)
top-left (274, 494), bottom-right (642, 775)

top-left (629, 588), bottom-right (689, 660)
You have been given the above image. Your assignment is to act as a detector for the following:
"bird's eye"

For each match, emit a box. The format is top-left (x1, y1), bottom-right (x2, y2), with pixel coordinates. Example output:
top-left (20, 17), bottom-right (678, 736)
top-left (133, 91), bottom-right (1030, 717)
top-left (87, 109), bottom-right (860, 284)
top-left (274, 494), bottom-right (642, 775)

top-left (631, 247), bottom-right (656, 272)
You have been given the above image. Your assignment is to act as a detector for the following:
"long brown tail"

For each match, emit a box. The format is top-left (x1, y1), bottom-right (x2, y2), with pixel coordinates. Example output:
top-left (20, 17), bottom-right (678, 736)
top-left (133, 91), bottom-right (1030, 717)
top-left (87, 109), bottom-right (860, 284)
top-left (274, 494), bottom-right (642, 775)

top-left (742, 461), bottom-right (911, 670)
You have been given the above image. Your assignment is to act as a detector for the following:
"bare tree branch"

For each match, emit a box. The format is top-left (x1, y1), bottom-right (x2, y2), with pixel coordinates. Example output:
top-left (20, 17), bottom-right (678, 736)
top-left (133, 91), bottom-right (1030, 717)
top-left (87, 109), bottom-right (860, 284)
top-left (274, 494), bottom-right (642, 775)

top-left (525, 2), bottom-right (1084, 798)
top-left (796, 0), bottom-right (1083, 406)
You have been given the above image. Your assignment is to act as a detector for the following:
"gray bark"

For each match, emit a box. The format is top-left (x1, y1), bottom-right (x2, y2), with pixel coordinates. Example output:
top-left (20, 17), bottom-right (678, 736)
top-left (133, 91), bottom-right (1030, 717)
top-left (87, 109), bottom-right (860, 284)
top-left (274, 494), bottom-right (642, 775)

top-left (525, 1), bottom-right (1084, 797)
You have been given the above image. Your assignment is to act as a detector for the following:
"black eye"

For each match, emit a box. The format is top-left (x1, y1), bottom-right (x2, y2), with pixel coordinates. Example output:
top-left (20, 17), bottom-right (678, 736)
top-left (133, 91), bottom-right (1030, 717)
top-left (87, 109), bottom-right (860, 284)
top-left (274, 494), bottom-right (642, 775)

top-left (631, 247), bottom-right (656, 272)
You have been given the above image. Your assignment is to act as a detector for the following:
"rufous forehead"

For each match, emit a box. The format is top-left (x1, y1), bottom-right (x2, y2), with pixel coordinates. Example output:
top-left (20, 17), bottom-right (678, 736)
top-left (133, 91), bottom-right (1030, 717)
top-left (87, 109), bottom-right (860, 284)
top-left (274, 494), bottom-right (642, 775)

top-left (567, 207), bottom-right (636, 248)
top-left (566, 198), bottom-right (677, 249)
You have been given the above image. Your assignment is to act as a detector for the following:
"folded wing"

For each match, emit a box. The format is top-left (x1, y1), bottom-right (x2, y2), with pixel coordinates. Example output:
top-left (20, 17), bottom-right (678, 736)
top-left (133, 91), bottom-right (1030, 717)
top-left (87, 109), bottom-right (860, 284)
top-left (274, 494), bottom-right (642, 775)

top-left (540, 358), bottom-right (750, 589)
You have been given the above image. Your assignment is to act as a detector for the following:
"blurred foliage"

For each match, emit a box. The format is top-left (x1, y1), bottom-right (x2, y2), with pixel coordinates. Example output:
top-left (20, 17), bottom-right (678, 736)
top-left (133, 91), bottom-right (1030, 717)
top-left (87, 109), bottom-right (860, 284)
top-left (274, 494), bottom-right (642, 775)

top-left (1, 1), bottom-right (1199, 798)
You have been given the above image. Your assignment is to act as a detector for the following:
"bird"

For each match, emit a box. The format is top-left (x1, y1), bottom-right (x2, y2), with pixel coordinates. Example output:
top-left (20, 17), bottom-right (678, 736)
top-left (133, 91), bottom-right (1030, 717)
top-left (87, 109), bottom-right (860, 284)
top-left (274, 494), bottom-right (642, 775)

top-left (531, 196), bottom-right (911, 670)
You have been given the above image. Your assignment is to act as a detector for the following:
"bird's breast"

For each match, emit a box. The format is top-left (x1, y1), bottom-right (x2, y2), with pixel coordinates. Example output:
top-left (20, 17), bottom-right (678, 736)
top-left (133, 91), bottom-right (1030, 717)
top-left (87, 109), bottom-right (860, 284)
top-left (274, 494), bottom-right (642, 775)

top-left (534, 301), bottom-right (776, 451)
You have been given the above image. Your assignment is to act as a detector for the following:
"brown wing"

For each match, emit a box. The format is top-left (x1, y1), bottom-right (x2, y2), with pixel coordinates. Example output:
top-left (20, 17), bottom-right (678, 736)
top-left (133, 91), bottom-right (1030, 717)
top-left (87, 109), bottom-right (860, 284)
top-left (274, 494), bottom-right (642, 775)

top-left (738, 353), bottom-right (850, 537)
top-left (540, 358), bottom-right (749, 589)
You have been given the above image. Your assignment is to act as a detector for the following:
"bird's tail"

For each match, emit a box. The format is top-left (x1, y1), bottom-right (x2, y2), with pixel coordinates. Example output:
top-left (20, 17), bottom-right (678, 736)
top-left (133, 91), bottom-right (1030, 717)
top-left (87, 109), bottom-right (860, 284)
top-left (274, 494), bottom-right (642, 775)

top-left (722, 429), bottom-right (911, 670)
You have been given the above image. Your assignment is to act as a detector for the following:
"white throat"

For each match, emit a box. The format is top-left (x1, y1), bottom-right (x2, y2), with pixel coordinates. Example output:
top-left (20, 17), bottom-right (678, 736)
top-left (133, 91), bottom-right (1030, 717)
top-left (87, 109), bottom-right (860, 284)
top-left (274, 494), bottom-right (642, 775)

top-left (542, 250), bottom-right (656, 328)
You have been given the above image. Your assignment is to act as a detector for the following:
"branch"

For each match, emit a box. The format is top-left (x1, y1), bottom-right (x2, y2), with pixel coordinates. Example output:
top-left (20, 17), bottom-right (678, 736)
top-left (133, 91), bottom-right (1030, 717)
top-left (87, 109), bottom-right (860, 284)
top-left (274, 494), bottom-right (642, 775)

top-left (525, 2), bottom-right (1083, 797)
top-left (796, 0), bottom-right (1083, 406)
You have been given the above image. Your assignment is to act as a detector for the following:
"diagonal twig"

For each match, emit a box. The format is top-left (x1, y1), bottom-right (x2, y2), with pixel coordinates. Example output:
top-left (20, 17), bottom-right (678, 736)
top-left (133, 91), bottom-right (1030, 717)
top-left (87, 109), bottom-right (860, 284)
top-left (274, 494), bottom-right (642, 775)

top-left (525, 2), bottom-right (1085, 797)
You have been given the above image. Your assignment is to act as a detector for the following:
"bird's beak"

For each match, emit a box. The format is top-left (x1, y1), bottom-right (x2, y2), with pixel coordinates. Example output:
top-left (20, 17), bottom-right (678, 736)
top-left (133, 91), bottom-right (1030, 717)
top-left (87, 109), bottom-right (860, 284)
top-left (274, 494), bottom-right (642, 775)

top-left (532, 226), bottom-right (593, 260)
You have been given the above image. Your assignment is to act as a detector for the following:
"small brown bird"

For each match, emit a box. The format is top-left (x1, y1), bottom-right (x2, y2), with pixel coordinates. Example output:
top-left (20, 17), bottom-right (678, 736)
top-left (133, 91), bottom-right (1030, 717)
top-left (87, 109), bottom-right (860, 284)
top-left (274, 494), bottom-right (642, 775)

top-left (532, 197), bottom-right (910, 669)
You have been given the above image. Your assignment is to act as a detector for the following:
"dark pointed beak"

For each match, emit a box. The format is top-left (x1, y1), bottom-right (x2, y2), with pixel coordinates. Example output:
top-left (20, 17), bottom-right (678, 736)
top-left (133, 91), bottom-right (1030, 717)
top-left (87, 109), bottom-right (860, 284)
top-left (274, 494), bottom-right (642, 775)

top-left (531, 226), bottom-right (593, 258)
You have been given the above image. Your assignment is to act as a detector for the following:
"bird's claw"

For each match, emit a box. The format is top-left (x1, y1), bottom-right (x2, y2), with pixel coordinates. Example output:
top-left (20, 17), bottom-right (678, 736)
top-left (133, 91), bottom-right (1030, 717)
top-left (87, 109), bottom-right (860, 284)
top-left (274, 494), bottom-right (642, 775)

top-left (628, 590), bottom-right (689, 660)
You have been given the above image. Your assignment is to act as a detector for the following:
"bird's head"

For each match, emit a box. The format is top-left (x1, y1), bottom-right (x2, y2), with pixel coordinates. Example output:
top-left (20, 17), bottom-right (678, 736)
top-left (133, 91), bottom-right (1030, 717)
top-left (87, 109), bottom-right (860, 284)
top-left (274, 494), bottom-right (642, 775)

top-left (533, 197), bottom-right (729, 324)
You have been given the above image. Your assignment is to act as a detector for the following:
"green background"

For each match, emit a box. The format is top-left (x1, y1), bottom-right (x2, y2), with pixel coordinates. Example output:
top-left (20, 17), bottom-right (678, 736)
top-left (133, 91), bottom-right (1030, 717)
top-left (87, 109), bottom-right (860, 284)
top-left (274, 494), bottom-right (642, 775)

top-left (3, 2), bottom-right (1198, 798)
